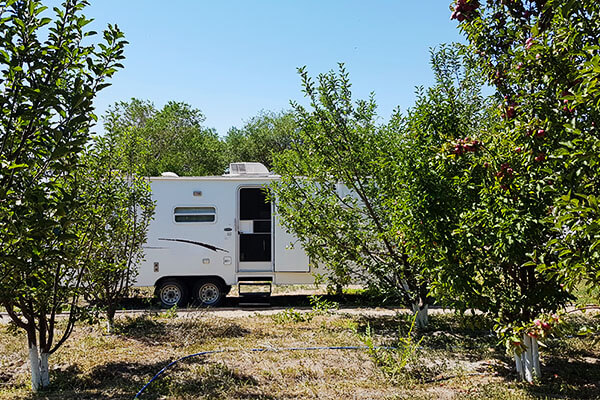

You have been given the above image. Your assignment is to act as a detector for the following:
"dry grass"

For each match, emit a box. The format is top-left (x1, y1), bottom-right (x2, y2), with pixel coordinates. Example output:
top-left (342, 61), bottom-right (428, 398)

top-left (1, 306), bottom-right (599, 399)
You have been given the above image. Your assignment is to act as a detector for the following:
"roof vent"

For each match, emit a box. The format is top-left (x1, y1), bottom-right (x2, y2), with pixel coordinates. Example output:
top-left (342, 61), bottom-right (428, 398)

top-left (161, 171), bottom-right (179, 177)
top-left (227, 162), bottom-right (270, 176)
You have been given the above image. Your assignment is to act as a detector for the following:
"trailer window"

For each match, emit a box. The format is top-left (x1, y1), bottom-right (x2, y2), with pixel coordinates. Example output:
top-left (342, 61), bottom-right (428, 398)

top-left (174, 207), bottom-right (216, 223)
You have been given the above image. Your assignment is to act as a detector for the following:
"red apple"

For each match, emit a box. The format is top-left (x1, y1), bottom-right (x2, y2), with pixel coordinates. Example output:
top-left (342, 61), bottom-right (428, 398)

top-left (535, 153), bottom-right (545, 162)
top-left (535, 129), bottom-right (546, 138)
top-left (541, 322), bottom-right (550, 330)
top-left (507, 106), bottom-right (516, 119)
top-left (525, 37), bottom-right (534, 49)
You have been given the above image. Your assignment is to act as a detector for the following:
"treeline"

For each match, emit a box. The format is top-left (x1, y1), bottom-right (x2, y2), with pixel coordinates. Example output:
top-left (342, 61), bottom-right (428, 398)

top-left (102, 99), bottom-right (296, 176)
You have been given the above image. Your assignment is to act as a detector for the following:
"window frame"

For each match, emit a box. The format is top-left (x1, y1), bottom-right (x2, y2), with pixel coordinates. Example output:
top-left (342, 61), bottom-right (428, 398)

top-left (172, 205), bottom-right (217, 224)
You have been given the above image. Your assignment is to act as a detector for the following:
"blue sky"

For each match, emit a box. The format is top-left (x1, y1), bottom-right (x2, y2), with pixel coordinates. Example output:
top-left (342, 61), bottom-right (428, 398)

top-left (81, 1), bottom-right (464, 136)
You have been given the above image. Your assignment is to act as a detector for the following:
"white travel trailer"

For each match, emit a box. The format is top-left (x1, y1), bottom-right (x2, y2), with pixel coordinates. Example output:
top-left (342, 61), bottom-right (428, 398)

top-left (136, 163), bottom-right (314, 307)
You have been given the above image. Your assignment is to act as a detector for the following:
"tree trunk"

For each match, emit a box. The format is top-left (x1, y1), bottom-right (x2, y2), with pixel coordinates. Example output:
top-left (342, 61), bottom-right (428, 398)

top-left (412, 302), bottom-right (429, 328)
top-left (514, 351), bottom-right (523, 376)
top-left (531, 335), bottom-right (541, 377)
top-left (334, 283), bottom-right (343, 296)
top-left (514, 334), bottom-right (541, 382)
top-left (27, 329), bottom-right (41, 393)
top-left (106, 305), bottom-right (116, 334)
top-left (40, 352), bottom-right (50, 387)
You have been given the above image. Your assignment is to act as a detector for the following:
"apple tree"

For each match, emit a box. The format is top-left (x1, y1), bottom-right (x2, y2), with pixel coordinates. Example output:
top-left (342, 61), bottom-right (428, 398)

top-left (0, 0), bottom-right (126, 391)
top-left (272, 46), bottom-right (492, 326)
top-left (445, 0), bottom-right (599, 381)
top-left (76, 133), bottom-right (154, 334)
top-left (388, 44), bottom-right (496, 324)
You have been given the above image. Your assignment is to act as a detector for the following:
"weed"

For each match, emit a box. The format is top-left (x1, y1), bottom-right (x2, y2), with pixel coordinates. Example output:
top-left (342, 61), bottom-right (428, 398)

top-left (270, 296), bottom-right (338, 325)
top-left (271, 308), bottom-right (313, 324)
top-left (342, 287), bottom-right (367, 296)
top-left (358, 313), bottom-right (425, 383)
top-left (309, 295), bottom-right (339, 315)
top-left (159, 305), bottom-right (178, 319)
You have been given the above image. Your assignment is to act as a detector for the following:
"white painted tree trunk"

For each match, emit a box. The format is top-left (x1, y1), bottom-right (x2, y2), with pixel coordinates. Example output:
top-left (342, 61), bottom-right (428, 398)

top-left (106, 307), bottom-right (117, 335)
top-left (40, 352), bottom-right (50, 387)
top-left (523, 334), bottom-right (534, 382)
top-left (28, 345), bottom-right (41, 392)
top-left (514, 334), bottom-right (541, 382)
top-left (412, 303), bottom-right (428, 328)
top-left (514, 351), bottom-right (523, 375)
top-left (531, 335), bottom-right (541, 377)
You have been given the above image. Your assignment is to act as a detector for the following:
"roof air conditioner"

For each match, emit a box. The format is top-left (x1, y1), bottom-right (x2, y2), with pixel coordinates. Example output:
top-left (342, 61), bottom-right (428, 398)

top-left (228, 162), bottom-right (269, 176)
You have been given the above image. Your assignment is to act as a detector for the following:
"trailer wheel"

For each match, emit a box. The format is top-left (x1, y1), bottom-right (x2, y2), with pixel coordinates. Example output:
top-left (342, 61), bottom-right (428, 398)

top-left (156, 279), bottom-right (189, 308)
top-left (193, 279), bottom-right (225, 307)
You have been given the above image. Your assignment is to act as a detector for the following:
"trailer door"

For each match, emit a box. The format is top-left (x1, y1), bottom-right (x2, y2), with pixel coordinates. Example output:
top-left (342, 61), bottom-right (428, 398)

top-left (273, 206), bottom-right (310, 272)
top-left (237, 187), bottom-right (273, 272)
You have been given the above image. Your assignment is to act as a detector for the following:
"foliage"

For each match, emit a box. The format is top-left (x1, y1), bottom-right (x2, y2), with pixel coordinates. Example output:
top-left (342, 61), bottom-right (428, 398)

top-left (308, 295), bottom-right (339, 314)
top-left (224, 110), bottom-right (296, 170)
top-left (271, 296), bottom-right (340, 324)
top-left (388, 43), bottom-right (496, 312)
top-left (77, 134), bottom-right (154, 331)
top-left (271, 64), bottom-right (415, 304)
top-left (159, 305), bottom-right (179, 320)
top-left (452, 0), bottom-right (600, 302)
top-left (496, 312), bottom-right (562, 355)
top-left (0, 0), bottom-right (126, 391)
top-left (272, 46), bottom-right (492, 316)
top-left (271, 308), bottom-right (313, 324)
top-left (357, 315), bottom-right (425, 383)
top-left (104, 99), bottom-right (227, 177)
top-left (437, 0), bottom-right (585, 330)
top-left (446, 0), bottom-right (600, 379)
top-left (271, 296), bottom-right (339, 324)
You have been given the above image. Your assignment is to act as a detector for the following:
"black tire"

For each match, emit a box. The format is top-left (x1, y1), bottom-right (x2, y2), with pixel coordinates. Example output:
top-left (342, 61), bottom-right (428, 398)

top-left (193, 278), bottom-right (225, 307)
top-left (156, 278), bottom-right (189, 308)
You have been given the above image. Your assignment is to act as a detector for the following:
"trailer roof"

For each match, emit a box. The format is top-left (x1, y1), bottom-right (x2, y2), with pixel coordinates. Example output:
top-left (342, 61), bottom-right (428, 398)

top-left (148, 174), bottom-right (281, 181)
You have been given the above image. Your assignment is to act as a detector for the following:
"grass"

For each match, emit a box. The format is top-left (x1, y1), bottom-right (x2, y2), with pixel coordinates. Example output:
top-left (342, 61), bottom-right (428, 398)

top-left (1, 302), bottom-right (600, 400)
top-left (571, 282), bottom-right (600, 306)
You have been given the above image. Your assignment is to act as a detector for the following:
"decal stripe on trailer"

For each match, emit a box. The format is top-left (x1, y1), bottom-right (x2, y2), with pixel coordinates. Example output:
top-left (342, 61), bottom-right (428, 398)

top-left (158, 238), bottom-right (229, 253)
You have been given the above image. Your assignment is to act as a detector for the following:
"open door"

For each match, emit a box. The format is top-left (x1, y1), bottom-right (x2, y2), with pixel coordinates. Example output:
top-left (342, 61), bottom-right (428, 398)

top-left (273, 205), bottom-right (310, 272)
top-left (238, 187), bottom-right (272, 272)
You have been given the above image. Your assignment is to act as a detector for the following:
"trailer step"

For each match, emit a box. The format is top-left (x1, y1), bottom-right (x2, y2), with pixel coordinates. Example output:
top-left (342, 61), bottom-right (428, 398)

top-left (238, 281), bottom-right (272, 306)
top-left (237, 276), bottom-right (273, 282)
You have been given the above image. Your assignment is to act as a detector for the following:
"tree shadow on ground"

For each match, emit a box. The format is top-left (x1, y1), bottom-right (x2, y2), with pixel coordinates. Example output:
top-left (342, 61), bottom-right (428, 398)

top-left (529, 338), bottom-right (600, 400)
top-left (10, 361), bottom-right (159, 400)
top-left (483, 357), bottom-right (600, 400)
top-left (113, 314), bottom-right (249, 346)
top-left (214, 293), bottom-right (379, 309)
top-left (351, 313), bottom-right (500, 358)
top-left (357, 313), bottom-right (600, 399)
top-left (472, 336), bottom-right (600, 400)
top-left (265, 292), bottom-right (396, 308)
top-left (18, 357), bottom-right (272, 400)
top-left (114, 290), bottom-right (404, 310)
